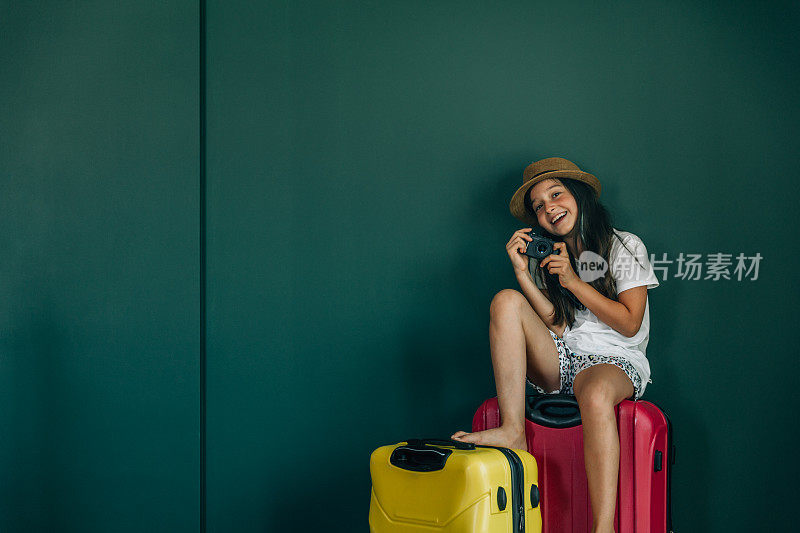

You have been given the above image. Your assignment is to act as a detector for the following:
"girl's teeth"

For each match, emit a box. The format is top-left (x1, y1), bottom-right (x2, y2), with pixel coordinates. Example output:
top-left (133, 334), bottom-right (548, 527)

top-left (553, 212), bottom-right (566, 223)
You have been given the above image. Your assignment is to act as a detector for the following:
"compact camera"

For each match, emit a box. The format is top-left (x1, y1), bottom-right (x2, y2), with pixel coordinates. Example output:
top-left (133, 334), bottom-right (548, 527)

top-left (522, 229), bottom-right (583, 308)
top-left (523, 228), bottom-right (560, 259)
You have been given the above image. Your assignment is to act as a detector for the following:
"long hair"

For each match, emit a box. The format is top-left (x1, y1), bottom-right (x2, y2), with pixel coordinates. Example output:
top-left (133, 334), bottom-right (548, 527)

top-left (525, 178), bottom-right (639, 328)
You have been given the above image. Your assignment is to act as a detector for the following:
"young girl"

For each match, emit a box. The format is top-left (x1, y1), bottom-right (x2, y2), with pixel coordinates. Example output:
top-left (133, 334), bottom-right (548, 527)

top-left (451, 157), bottom-right (659, 533)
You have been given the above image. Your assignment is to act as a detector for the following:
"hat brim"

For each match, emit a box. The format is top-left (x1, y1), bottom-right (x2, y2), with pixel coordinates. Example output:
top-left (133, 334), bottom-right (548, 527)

top-left (509, 170), bottom-right (601, 226)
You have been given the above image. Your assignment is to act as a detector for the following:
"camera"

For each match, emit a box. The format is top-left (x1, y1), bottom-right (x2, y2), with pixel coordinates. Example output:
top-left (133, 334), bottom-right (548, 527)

top-left (522, 229), bottom-right (583, 308)
top-left (523, 228), bottom-right (560, 259)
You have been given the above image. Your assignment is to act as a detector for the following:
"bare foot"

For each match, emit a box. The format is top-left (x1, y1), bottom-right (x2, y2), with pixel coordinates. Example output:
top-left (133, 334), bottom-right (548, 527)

top-left (450, 425), bottom-right (527, 451)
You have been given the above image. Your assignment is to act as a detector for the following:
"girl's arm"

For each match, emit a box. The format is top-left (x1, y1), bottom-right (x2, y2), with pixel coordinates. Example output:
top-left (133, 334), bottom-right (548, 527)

top-left (567, 281), bottom-right (648, 338)
top-left (507, 228), bottom-right (563, 333)
top-left (515, 268), bottom-right (564, 335)
top-left (539, 241), bottom-right (647, 337)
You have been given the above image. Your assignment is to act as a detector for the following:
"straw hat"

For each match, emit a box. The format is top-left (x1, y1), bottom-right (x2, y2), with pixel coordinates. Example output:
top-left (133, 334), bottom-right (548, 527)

top-left (509, 157), bottom-right (601, 226)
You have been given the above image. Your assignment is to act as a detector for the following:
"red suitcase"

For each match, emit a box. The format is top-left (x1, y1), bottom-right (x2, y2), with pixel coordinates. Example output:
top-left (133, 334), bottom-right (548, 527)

top-left (472, 391), bottom-right (674, 533)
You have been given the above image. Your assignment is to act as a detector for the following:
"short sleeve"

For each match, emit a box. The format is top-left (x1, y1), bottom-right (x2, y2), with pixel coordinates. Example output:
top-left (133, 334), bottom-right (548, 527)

top-left (611, 234), bottom-right (660, 293)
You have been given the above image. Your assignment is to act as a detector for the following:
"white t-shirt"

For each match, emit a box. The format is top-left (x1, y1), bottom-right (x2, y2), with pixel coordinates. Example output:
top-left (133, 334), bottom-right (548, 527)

top-left (536, 230), bottom-right (660, 394)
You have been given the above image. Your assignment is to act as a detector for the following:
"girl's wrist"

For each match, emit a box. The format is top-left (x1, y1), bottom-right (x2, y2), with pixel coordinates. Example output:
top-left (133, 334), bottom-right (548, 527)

top-left (514, 267), bottom-right (532, 279)
top-left (565, 277), bottom-right (586, 293)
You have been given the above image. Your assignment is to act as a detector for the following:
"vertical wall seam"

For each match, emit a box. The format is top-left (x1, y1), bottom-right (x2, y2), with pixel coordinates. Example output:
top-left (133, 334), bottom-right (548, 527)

top-left (199, 0), bottom-right (207, 531)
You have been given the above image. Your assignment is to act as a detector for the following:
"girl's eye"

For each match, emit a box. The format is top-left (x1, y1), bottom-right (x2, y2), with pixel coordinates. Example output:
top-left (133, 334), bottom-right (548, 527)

top-left (534, 204), bottom-right (541, 212)
top-left (552, 192), bottom-right (560, 198)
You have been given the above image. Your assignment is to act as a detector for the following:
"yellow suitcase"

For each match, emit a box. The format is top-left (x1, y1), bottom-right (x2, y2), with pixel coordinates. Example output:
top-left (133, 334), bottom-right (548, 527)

top-left (369, 438), bottom-right (542, 532)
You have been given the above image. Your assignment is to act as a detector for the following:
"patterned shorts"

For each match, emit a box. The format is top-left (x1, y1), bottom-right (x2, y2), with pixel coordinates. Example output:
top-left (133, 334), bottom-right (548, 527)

top-left (527, 330), bottom-right (644, 400)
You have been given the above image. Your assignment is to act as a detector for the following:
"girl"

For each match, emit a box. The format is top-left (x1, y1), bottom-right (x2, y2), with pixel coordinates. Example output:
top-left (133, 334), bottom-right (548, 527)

top-left (451, 157), bottom-right (659, 533)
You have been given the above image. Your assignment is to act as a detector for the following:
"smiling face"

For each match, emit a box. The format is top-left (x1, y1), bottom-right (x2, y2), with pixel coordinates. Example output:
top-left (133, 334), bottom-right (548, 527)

top-left (528, 178), bottom-right (579, 237)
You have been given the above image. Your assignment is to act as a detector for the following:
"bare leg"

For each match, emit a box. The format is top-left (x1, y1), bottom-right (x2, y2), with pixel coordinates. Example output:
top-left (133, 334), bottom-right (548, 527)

top-left (572, 364), bottom-right (634, 533)
top-left (451, 289), bottom-right (561, 449)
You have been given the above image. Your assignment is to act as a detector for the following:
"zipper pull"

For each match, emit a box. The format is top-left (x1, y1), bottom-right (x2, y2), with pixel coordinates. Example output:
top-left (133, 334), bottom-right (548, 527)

top-left (518, 505), bottom-right (525, 530)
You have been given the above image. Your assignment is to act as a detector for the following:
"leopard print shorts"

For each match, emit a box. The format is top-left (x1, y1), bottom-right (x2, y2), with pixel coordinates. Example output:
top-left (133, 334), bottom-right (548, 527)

top-left (527, 330), bottom-right (644, 400)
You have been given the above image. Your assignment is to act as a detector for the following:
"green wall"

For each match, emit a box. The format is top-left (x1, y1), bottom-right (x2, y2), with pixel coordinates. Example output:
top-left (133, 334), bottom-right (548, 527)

top-left (2, 1), bottom-right (798, 531)
top-left (0, 1), bottom-right (200, 531)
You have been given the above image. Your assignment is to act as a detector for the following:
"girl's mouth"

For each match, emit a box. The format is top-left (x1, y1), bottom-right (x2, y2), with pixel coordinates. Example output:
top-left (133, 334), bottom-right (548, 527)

top-left (551, 212), bottom-right (567, 226)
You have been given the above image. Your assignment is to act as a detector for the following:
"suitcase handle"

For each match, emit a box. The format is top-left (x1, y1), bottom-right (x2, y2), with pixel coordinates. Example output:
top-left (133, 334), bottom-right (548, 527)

top-left (390, 440), bottom-right (470, 472)
top-left (526, 393), bottom-right (582, 428)
top-left (405, 438), bottom-right (476, 450)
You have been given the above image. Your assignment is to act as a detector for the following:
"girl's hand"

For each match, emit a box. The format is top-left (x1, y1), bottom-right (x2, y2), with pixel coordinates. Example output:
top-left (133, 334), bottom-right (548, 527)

top-left (540, 242), bottom-right (581, 290)
top-left (506, 228), bottom-right (533, 274)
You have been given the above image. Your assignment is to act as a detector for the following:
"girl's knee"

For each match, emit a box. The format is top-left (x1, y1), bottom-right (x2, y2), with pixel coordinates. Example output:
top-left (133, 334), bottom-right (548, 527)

top-left (490, 289), bottom-right (526, 316)
top-left (574, 378), bottom-right (616, 415)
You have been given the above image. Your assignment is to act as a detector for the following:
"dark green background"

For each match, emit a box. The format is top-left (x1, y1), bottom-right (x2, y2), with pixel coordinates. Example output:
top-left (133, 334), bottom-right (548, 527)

top-left (1, 1), bottom-right (797, 531)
